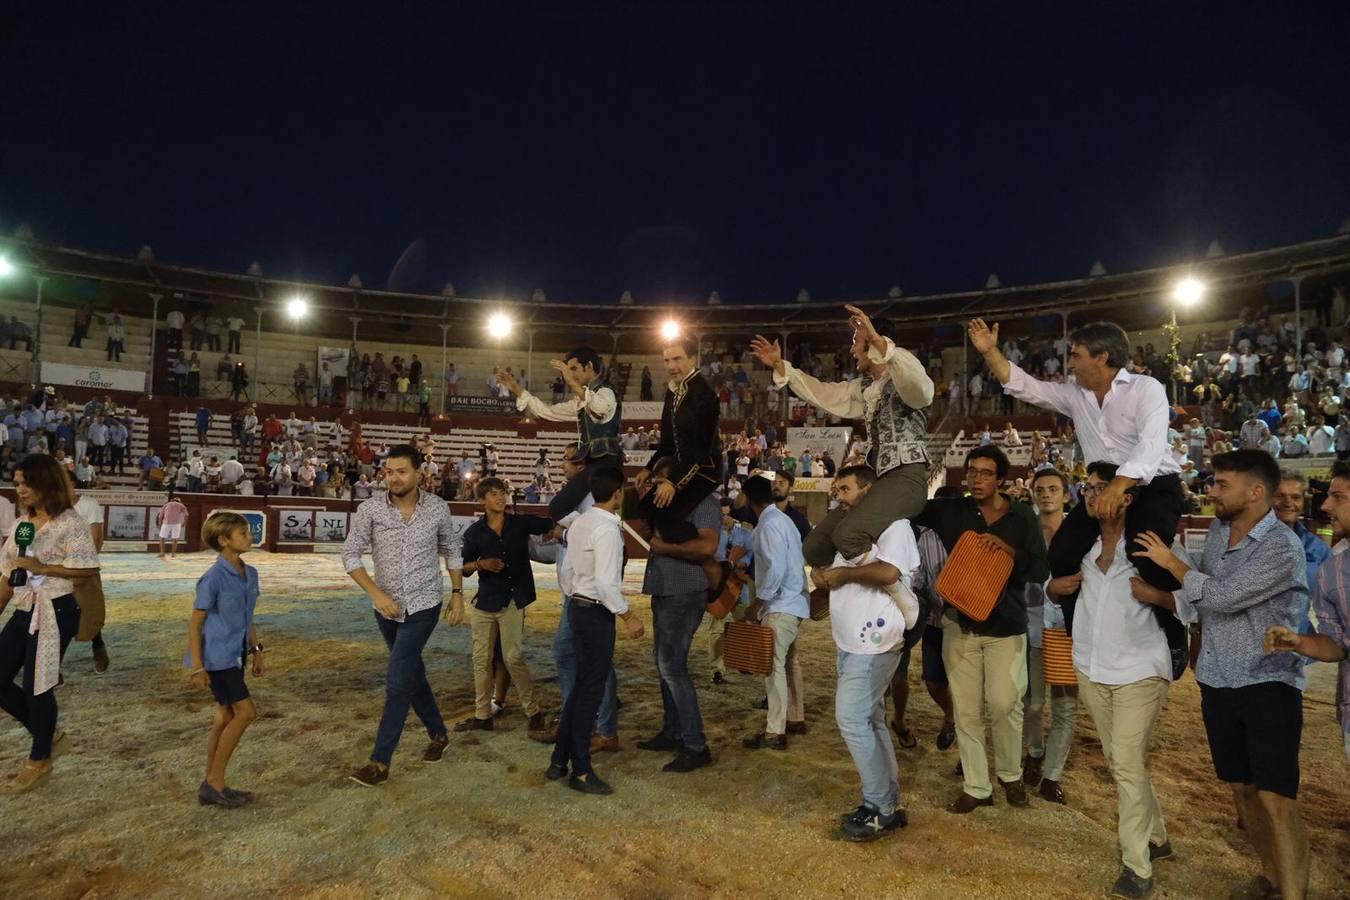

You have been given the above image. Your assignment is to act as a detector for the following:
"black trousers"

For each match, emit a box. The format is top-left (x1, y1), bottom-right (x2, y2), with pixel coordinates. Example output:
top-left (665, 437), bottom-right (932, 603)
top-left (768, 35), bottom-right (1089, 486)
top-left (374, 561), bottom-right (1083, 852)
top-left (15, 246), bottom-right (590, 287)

top-left (551, 601), bottom-right (615, 776)
top-left (637, 470), bottom-right (718, 544)
top-left (1048, 473), bottom-right (1188, 671)
top-left (0, 595), bottom-right (80, 761)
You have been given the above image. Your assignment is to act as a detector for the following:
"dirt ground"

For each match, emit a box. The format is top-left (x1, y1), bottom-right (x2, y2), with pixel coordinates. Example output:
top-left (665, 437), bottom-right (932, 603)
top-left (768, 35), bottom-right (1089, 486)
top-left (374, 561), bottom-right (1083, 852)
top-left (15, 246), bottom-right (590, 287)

top-left (0, 550), bottom-right (1346, 900)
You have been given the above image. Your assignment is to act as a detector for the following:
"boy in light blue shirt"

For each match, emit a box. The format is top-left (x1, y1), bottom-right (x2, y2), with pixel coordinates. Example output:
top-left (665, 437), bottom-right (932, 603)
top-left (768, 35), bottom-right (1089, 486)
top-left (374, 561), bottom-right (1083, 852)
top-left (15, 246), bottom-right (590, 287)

top-left (185, 512), bottom-right (263, 808)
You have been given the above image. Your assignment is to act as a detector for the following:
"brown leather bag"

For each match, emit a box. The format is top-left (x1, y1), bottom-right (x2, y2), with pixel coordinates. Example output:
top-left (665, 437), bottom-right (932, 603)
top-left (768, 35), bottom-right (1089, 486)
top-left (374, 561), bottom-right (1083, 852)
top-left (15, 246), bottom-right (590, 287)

top-left (934, 531), bottom-right (1014, 622)
top-left (724, 620), bottom-right (775, 676)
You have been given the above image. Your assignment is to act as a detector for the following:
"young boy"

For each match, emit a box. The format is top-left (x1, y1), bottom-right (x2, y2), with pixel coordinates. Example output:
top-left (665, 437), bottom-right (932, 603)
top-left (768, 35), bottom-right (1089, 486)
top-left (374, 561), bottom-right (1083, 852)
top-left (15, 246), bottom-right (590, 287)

top-left (185, 512), bottom-right (263, 808)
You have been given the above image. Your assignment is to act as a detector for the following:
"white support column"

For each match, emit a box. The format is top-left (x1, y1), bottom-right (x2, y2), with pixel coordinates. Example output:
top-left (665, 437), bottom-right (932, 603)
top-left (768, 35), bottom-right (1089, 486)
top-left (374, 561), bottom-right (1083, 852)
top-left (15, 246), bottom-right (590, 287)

top-left (527, 328), bottom-right (536, 389)
top-left (254, 306), bottom-right (263, 397)
top-left (147, 292), bottom-right (162, 398)
top-left (1292, 275), bottom-right (1305, 357)
top-left (30, 275), bottom-right (48, 385)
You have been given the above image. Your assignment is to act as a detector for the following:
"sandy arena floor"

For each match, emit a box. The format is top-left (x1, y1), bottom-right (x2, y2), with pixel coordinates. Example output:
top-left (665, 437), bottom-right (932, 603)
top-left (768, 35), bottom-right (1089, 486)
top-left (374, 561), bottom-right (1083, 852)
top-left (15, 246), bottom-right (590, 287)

top-left (0, 550), bottom-right (1346, 900)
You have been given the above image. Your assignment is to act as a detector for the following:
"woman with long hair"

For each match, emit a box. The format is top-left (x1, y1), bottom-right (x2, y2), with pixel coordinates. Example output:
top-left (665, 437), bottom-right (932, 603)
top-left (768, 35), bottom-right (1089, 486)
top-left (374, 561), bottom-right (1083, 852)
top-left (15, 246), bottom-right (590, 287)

top-left (0, 454), bottom-right (100, 792)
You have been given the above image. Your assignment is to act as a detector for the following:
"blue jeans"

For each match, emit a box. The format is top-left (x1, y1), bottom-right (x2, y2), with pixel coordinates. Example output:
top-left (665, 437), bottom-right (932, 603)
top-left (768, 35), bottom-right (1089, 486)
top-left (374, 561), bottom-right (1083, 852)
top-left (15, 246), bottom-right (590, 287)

top-left (836, 647), bottom-right (904, 815)
top-left (554, 596), bottom-right (618, 737)
top-left (652, 590), bottom-right (707, 752)
top-left (371, 604), bottom-right (446, 766)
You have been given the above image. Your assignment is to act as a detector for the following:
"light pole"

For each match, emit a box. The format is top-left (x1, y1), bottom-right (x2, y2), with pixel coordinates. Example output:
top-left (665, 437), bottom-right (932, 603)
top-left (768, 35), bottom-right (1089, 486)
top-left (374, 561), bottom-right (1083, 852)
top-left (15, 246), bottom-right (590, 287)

top-left (439, 323), bottom-right (450, 415)
top-left (1169, 277), bottom-right (1206, 402)
top-left (31, 275), bottom-right (48, 386)
top-left (147, 291), bottom-right (161, 397)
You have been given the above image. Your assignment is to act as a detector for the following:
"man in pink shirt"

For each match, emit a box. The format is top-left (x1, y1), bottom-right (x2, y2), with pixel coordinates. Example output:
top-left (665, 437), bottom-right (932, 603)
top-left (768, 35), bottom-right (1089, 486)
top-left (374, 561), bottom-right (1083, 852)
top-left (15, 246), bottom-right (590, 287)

top-left (158, 494), bottom-right (189, 559)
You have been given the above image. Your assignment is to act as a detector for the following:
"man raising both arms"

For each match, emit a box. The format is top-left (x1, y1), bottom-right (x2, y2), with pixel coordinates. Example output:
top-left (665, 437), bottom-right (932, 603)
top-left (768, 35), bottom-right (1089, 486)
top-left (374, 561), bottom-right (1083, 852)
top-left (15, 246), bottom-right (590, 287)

top-left (967, 317), bottom-right (1188, 675)
top-left (498, 347), bottom-right (621, 522)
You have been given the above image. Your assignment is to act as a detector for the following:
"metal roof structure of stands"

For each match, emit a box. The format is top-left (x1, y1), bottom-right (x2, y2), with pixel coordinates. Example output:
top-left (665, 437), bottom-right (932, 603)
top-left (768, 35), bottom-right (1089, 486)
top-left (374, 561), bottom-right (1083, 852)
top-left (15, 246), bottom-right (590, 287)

top-left (1, 232), bottom-right (1349, 351)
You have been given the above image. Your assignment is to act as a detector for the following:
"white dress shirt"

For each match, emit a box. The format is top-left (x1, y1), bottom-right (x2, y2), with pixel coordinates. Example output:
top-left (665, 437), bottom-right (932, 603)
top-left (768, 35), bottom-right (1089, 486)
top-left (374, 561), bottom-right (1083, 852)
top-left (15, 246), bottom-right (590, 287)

top-left (1070, 535), bottom-right (1173, 685)
top-left (559, 506), bottom-right (628, 615)
top-left (772, 338), bottom-right (933, 422)
top-left (1004, 364), bottom-right (1180, 483)
top-left (515, 383), bottom-right (617, 425)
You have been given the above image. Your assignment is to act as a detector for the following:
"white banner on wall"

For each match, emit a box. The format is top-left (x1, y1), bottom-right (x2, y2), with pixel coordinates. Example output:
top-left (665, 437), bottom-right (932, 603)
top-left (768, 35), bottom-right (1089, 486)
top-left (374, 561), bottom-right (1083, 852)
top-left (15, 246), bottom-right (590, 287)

top-left (317, 346), bottom-right (349, 387)
top-left (278, 509), bottom-right (316, 542)
top-left (41, 361), bottom-right (146, 393)
top-left (623, 401), bottom-right (663, 420)
top-left (315, 511), bottom-right (349, 543)
top-left (785, 426), bottom-right (853, 463)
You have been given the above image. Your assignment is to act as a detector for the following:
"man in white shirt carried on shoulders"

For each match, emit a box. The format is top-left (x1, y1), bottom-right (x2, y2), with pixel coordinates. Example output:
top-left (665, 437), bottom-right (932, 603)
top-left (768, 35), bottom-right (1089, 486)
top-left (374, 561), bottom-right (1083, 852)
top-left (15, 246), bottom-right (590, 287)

top-left (1047, 461), bottom-right (1177, 900)
top-left (545, 466), bottom-right (643, 796)
top-left (969, 318), bottom-right (1188, 679)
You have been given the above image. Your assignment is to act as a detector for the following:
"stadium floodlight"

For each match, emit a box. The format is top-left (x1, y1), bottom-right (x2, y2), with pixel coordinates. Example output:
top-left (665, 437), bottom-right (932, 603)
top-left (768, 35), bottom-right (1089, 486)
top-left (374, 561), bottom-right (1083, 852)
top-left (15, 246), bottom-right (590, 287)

top-left (1171, 276), bottom-right (1205, 307)
top-left (0, 257), bottom-right (14, 278)
top-left (487, 312), bottom-right (513, 339)
top-left (286, 295), bottom-right (309, 319)
top-left (660, 319), bottom-right (682, 342)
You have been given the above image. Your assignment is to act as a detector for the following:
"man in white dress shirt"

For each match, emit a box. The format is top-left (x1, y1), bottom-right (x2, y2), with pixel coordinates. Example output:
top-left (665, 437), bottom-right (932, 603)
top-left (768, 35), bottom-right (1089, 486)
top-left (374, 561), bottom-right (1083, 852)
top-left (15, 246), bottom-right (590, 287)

top-left (498, 347), bottom-right (620, 524)
top-left (968, 318), bottom-right (1188, 677)
top-left (1047, 461), bottom-right (1176, 900)
top-left (545, 466), bottom-right (643, 796)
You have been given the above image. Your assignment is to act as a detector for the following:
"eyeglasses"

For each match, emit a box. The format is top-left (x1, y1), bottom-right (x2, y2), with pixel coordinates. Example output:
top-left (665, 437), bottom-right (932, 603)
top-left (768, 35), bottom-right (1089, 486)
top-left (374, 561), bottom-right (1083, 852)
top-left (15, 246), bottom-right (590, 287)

top-left (1082, 483), bottom-right (1108, 496)
top-left (967, 469), bottom-right (1000, 480)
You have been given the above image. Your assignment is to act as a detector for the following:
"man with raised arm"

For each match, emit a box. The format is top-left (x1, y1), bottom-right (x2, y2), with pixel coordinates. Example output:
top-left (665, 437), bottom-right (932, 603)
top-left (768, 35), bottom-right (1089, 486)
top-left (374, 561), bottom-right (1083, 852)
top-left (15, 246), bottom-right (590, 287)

top-left (967, 317), bottom-right (1188, 676)
top-left (750, 306), bottom-right (933, 569)
top-left (497, 347), bottom-right (621, 521)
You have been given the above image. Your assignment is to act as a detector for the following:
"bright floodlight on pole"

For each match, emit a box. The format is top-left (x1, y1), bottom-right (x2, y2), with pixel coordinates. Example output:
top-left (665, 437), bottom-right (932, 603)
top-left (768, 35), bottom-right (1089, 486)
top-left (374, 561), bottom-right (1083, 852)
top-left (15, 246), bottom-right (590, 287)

top-left (1172, 276), bottom-right (1205, 307)
top-left (0, 257), bottom-right (14, 278)
top-left (487, 312), bottom-right (513, 339)
top-left (286, 295), bottom-right (309, 320)
top-left (660, 319), bottom-right (682, 342)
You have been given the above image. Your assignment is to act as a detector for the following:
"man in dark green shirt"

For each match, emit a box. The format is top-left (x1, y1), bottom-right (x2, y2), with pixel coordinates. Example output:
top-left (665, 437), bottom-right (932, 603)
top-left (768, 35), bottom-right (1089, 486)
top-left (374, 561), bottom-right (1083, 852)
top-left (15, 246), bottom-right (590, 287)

top-left (914, 445), bottom-right (1048, 814)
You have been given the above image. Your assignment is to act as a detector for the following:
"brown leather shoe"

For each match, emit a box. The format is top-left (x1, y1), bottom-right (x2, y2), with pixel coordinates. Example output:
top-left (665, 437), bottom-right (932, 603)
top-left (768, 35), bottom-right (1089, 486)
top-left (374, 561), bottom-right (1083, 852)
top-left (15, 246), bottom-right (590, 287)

top-left (92, 643), bottom-right (111, 674)
top-left (786, 721), bottom-right (807, 735)
top-left (422, 734), bottom-right (450, 763)
top-left (526, 712), bottom-right (548, 732)
top-left (1000, 778), bottom-right (1030, 808)
top-left (946, 792), bottom-right (994, 814)
top-left (530, 720), bottom-right (559, 744)
top-left (590, 734), bottom-right (620, 753)
top-left (1039, 778), bottom-right (1066, 805)
top-left (348, 762), bottom-right (389, 787)
top-left (453, 716), bottom-right (493, 733)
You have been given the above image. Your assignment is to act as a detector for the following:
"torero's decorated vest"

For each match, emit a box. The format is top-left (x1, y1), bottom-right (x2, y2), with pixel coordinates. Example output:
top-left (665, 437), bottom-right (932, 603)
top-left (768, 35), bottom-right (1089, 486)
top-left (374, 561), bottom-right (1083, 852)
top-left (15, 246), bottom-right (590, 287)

top-left (859, 374), bottom-right (929, 476)
top-left (577, 375), bottom-right (622, 462)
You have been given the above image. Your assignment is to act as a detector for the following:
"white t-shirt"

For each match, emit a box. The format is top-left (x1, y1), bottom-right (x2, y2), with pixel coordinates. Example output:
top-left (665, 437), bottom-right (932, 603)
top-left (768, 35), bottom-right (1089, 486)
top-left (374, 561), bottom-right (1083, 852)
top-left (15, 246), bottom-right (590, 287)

top-left (226, 317), bottom-right (246, 332)
top-left (75, 495), bottom-right (104, 526)
top-left (829, 519), bottom-right (920, 654)
top-left (0, 495), bottom-right (15, 543)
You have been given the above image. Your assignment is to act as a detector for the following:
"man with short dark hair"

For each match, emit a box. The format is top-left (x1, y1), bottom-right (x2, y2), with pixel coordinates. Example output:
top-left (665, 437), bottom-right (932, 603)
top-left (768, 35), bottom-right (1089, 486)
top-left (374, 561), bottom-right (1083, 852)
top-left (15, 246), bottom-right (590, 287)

top-left (457, 477), bottom-right (554, 734)
top-left (969, 317), bottom-right (1188, 679)
top-left (914, 445), bottom-right (1049, 814)
top-left (342, 444), bottom-right (464, 787)
top-left (1131, 449), bottom-right (1311, 900)
top-left (771, 471), bottom-right (811, 541)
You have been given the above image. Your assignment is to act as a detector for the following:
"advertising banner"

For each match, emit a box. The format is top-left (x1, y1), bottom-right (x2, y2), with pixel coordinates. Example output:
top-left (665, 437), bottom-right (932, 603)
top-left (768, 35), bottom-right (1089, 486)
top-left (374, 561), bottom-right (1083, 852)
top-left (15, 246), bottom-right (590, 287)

top-left (314, 510), bottom-right (349, 543)
top-left (785, 426), bottom-right (853, 463)
top-left (278, 508), bottom-right (316, 542)
top-left (105, 506), bottom-right (148, 540)
top-left (208, 509), bottom-right (266, 545)
top-left (41, 361), bottom-right (146, 393)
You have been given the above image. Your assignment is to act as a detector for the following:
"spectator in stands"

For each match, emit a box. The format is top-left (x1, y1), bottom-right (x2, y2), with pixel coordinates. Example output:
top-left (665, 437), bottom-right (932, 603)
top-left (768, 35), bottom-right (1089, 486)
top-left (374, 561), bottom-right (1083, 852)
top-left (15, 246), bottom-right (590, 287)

top-left (196, 406), bottom-right (212, 447)
top-left (296, 459), bottom-right (316, 497)
top-left (104, 309), bottom-right (125, 362)
top-left (186, 352), bottom-right (201, 396)
top-left (68, 305), bottom-right (91, 348)
top-left (165, 308), bottom-right (185, 349)
top-left (229, 362), bottom-right (249, 401)
top-left (445, 362), bottom-right (459, 398)
top-left (408, 354), bottom-right (422, 387)
top-left (641, 366), bottom-right (653, 401)
top-left (217, 353), bottom-right (232, 381)
top-left (107, 417), bottom-right (128, 474)
top-left (87, 415), bottom-right (107, 469)
top-left (293, 363), bottom-right (311, 406)
top-left (1308, 417), bottom-right (1335, 456)
top-left (1240, 413), bottom-right (1270, 450)
top-left (225, 313), bottom-right (245, 354)
top-left (8, 317), bottom-right (33, 352)
top-left (187, 451), bottom-right (205, 493)
top-left (189, 312), bottom-right (207, 350)
top-left (205, 314), bottom-right (223, 352)
top-left (139, 447), bottom-right (164, 490)
top-left (394, 371), bottom-right (410, 411)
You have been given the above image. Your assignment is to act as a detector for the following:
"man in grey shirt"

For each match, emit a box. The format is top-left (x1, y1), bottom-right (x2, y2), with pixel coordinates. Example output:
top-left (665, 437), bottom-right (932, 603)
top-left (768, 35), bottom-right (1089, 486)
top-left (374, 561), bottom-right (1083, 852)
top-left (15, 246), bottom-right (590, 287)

top-left (1132, 449), bottom-right (1310, 900)
top-left (634, 462), bottom-right (721, 774)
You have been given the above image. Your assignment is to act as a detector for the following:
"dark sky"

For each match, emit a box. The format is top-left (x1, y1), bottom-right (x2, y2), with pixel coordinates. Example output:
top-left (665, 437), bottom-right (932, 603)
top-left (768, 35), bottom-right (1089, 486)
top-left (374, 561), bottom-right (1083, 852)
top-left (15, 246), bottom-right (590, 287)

top-left (3, 5), bottom-right (1349, 305)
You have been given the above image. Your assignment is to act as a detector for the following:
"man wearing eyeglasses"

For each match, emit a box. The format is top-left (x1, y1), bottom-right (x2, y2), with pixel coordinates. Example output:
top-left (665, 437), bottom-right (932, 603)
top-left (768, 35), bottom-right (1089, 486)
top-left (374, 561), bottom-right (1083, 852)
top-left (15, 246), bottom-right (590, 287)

top-left (913, 445), bottom-right (1048, 814)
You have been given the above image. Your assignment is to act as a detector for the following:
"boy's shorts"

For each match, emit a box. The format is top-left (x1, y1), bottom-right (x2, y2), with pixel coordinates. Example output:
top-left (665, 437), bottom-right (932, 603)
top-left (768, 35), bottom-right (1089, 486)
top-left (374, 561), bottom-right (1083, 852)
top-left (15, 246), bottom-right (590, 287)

top-left (207, 667), bottom-right (250, 706)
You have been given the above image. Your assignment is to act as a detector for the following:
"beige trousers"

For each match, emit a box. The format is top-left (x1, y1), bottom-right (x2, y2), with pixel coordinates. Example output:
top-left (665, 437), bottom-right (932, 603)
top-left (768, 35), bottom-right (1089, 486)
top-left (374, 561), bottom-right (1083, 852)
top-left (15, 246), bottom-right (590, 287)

top-left (470, 603), bottom-right (539, 720)
top-left (942, 618), bottom-right (1027, 799)
top-left (1076, 672), bottom-right (1170, 879)
top-left (763, 612), bottom-right (805, 735)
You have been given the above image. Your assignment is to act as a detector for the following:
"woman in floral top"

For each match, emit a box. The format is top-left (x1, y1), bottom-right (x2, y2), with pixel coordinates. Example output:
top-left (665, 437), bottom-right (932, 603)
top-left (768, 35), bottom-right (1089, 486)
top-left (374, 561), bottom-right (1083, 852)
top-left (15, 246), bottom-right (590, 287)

top-left (0, 455), bottom-right (100, 793)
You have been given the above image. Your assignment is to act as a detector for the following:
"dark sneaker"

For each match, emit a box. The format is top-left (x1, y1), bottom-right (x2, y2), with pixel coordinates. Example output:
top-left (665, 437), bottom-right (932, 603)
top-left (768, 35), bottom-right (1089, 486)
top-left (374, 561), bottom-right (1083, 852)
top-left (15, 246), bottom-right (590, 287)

top-left (1109, 867), bottom-right (1154, 899)
top-left (786, 721), bottom-right (808, 735)
top-left (568, 772), bottom-right (614, 795)
top-left (348, 763), bottom-right (389, 787)
top-left (422, 734), bottom-right (450, 763)
top-left (526, 712), bottom-right (549, 732)
top-left (742, 732), bottom-right (787, 751)
top-left (754, 696), bottom-right (768, 710)
top-left (1148, 840), bottom-right (1174, 862)
top-left (93, 643), bottom-right (110, 674)
top-left (1038, 778), bottom-right (1066, 805)
top-left (1000, 778), bottom-right (1030, 808)
top-left (1228, 875), bottom-right (1279, 900)
top-left (198, 781), bottom-right (245, 807)
top-left (662, 747), bottom-right (713, 773)
top-left (839, 807), bottom-right (908, 842)
top-left (711, 671), bottom-right (726, 686)
top-left (936, 721), bottom-right (956, 751)
top-left (1023, 754), bottom-right (1044, 788)
top-left (635, 733), bottom-right (682, 752)
top-left (545, 762), bottom-right (569, 781)
top-left (839, 804), bottom-right (870, 826)
top-left (453, 717), bottom-right (493, 733)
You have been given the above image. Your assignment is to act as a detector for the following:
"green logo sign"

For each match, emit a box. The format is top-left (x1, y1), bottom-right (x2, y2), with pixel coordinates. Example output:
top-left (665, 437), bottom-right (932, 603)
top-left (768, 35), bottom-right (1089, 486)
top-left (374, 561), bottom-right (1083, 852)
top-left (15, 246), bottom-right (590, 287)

top-left (14, 522), bottom-right (35, 548)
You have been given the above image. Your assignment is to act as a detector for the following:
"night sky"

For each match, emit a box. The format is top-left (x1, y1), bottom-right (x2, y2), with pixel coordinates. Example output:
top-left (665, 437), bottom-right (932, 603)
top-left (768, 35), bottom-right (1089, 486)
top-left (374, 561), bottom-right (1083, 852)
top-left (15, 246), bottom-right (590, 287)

top-left (4, 5), bottom-right (1349, 305)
